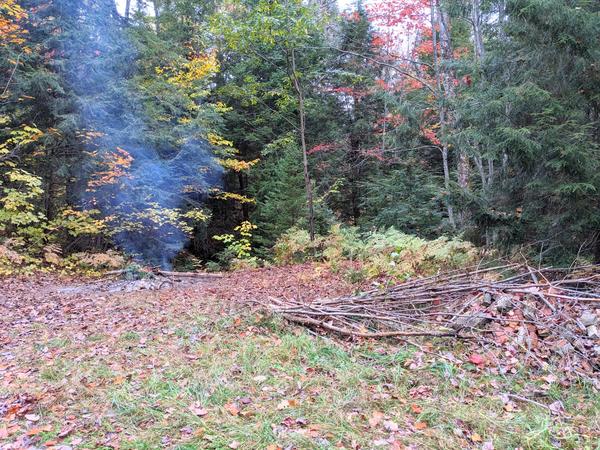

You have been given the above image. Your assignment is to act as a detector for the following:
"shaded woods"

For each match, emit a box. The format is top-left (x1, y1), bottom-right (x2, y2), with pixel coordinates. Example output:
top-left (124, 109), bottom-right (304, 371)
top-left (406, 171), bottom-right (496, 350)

top-left (1, 0), bottom-right (599, 271)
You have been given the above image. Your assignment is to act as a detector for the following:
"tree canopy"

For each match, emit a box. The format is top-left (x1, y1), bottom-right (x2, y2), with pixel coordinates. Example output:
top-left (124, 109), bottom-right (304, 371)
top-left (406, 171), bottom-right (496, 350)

top-left (1, 0), bottom-right (599, 271)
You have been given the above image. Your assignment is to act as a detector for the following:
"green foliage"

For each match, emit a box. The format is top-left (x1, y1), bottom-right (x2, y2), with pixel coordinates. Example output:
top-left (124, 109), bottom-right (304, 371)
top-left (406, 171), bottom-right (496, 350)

top-left (274, 224), bottom-right (478, 280)
top-left (2, 0), bottom-right (599, 269)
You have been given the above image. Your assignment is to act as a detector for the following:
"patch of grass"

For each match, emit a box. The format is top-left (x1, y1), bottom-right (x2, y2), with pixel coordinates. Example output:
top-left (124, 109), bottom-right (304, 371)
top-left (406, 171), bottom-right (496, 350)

top-left (40, 358), bottom-right (69, 382)
top-left (4, 299), bottom-right (599, 450)
top-left (120, 331), bottom-right (140, 342)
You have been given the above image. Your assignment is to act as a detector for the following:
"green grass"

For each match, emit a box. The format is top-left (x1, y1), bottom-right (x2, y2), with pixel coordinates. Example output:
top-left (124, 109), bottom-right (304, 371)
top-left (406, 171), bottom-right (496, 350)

top-left (3, 306), bottom-right (599, 449)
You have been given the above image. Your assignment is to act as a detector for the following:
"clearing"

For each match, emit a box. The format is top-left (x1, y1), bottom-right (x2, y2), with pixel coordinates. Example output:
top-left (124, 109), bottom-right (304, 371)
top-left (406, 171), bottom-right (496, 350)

top-left (1, 265), bottom-right (599, 449)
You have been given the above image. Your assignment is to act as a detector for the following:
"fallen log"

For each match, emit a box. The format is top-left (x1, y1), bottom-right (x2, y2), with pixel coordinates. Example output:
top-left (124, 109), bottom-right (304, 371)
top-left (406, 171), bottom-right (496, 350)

top-left (102, 269), bottom-right (223, 279)
top-left (155, 270), bottom-right (223, 279)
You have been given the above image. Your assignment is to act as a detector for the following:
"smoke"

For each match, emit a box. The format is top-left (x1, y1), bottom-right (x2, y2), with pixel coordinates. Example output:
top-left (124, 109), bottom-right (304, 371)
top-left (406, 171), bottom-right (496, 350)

top-left (67, 0), bottom-right (222, 267)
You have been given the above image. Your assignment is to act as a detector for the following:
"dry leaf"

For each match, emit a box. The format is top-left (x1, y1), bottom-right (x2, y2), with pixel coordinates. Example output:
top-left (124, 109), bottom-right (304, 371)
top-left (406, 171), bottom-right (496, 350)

top-left (414, 421), bottom-right (428, 430)
top-left (471, 432), bottom-right (482, 442)
top-left (224, 402), bottom-right (240, 416)
top-left (27, 425), bottom-right (52, 436)
top-left (368, 411), bottom-right (385, 428)
top-left (276, 399), bottom-right (298, 410)
top-left (410, 403), bottom-right (422, 414)
top-left (383, 420), bottom-right (399, 432)
top-left (188, 402), bottom-right (208, 417)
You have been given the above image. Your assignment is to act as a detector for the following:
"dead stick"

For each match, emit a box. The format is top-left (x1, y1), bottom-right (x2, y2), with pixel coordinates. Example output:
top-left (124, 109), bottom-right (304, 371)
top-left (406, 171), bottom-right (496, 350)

top-left (283, 314), bottom-right (461, 338)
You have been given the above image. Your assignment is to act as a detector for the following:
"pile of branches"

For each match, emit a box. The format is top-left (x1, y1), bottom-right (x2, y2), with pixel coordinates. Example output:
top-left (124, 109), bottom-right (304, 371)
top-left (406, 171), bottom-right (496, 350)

top-left (268, 263), bottom-right (600, 372)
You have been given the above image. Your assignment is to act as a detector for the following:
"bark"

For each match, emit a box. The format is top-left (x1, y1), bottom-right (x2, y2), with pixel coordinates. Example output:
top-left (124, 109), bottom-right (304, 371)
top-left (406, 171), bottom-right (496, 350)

top-left (238, 172), bottom-right (250, 221)
top-left (290, 49), bottom-right (316, 241)
top-left (471, 0), bottom-right (485, 63)
top-left (125, 0), bottom-right (131, 19)
top-left (430, 0), bottom-right (455, 228)
top-left (152, 0), bottom-right (160, 33)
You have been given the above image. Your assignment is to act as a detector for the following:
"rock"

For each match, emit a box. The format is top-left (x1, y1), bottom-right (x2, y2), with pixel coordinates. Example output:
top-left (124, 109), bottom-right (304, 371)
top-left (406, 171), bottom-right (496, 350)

top-left (494, 294), bottom-right (513, 313)
top-left (587, 325), bottom-right (599, 339)
top-left (450, 312), bottom-right (491, 331)
top-left (537, 327), bottom-right (551, 338)
top-left (482, 292), bottom-right (493, 306)
top-left (580, 310), bottom-right (598, 327)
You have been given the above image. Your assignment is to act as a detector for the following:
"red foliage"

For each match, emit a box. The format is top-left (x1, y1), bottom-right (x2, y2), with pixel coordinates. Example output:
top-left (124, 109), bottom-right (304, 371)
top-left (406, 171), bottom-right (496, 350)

top-left (308, 142), bottom-right (340, 155)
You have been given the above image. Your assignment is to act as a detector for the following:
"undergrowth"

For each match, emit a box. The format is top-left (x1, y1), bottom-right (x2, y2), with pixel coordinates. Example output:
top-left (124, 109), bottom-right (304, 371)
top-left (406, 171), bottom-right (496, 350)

top-left (273, 225), bottom-right (479, 281)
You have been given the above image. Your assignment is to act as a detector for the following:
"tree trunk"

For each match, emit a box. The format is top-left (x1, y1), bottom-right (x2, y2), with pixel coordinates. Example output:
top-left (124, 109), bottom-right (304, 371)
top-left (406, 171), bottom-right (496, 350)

top-left (125, 0), bottom-right (131, 19)
top-left (152, 0), bottom-right (160, 33)
top-left (290, 49), bottom-right (316, 241)
top-left (430, 0), bottom-right (455, 229)
top-left (471, 0), bottom-right (485, 63)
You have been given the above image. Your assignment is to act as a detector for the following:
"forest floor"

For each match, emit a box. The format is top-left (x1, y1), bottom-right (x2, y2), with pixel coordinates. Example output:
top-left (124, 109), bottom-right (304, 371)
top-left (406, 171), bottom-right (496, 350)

top-left (1, 264), bottom-right (599, 450)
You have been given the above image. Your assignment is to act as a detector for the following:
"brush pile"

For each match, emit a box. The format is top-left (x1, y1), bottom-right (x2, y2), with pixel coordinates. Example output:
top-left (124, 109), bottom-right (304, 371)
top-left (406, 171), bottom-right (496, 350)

top-left (269, 264), bottom-right (600, 376)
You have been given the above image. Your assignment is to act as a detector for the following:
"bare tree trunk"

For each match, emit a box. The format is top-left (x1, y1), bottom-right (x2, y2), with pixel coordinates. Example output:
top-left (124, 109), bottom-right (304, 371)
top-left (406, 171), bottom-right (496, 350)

top-left (125, 0), bottom-right (131, 19)
top-left (152, 0), bottom-right (160, 33)
top-left (431, 0), bottom-right (455, 229)
top-left (290, 49), bottom-right (316, 241)
top-left (471, 0), bottom-right (485, 63)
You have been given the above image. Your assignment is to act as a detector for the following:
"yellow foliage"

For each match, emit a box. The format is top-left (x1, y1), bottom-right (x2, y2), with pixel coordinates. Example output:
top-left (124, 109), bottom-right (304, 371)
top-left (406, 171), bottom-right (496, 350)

top-left (218, 158), bottom-right (260, 172)
top-left (207, 132), bottom-right (234, 148)
top-left (87, 147), bottom-right (133, 189)
top-left (0, 0), bottom-right (29, 49)
top-left (161, 51), bottom-right (219, 89)
top-left (216, 191), bottom-right (256, 204)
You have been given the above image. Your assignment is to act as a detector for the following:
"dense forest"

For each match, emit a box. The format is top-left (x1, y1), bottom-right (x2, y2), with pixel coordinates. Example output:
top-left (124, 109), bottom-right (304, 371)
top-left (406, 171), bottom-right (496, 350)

top-left (1, 0), bottom-right (599, 271)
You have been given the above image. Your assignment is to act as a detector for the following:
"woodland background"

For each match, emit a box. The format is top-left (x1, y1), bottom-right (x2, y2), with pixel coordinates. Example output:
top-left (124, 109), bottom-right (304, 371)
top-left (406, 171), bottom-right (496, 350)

top-left (1, 0), bottom-right (599, 273)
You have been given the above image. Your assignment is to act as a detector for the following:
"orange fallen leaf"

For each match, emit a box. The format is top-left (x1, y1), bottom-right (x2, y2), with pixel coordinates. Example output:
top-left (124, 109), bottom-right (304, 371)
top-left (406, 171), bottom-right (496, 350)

top-left (410, 403), bottom-right (422, 414)
top-left (224, 402), bottom-right (240, 416)
top-left (468, 353), bottom-right (485, 366)
top-left (27, 425), bottom-right (52, 436)
top-left (276, 399), bottom-right (298, 410)
top-left (414, 421), bottom-right (428, 430)
top-left (368, 411), bottom-right (384, 428)
top-left (471, 432), bottom-right (483, 442)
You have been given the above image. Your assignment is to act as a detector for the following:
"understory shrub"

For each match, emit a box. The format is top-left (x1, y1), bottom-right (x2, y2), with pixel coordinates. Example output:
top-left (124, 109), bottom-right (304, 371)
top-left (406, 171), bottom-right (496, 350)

top-left (274, 224), bottom-right (479, 280)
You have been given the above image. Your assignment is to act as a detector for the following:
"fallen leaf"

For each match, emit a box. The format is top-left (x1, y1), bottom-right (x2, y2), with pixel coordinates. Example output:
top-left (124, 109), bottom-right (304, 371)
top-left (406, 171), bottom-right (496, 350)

top-left (188, 402), bottom-right (208, 417)
top-left (410, 403), bottom-right (422, 414)
top-left (368, 411), bottom-right (385, 428)
top-left (224, 402), bottom-right (240, 416)
top-left (383, 420), bottom-right (399, 432)
top-left (228, 441), bottom-right (240, 449)
top-left (471, 432), bottom-right (482, 442)
top-left (25, 414), bottom-right (40, 422)
top-left (58, 424), bottom-right (75, 438)
top-left (548, 400), bottom-right (565, 416)
top-left (27, 425), bottom-right (52, 436)
top-left (414, 421), bottom-right (428, 430)
top-left (468, 353), bottom-right (486, 366)
top-left (276, 399), bottom-right (298, 410)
